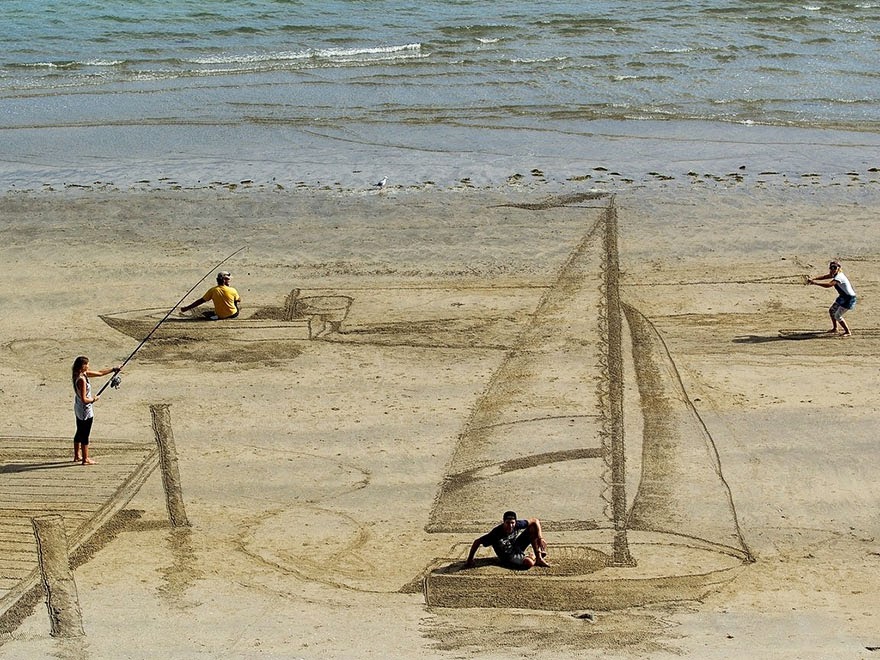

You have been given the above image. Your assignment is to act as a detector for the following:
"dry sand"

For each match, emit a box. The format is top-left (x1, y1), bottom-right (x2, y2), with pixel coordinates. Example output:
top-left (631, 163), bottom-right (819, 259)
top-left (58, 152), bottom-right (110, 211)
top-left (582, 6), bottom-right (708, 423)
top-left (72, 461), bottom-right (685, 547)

top-left (1, 181), bottom-right (879, 659)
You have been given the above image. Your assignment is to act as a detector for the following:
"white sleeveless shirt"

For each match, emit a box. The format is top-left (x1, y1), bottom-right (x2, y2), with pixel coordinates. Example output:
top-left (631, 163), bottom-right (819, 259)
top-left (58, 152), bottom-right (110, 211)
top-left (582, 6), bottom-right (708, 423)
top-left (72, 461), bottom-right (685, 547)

top-left (74, 375), bottom-right (93, 421)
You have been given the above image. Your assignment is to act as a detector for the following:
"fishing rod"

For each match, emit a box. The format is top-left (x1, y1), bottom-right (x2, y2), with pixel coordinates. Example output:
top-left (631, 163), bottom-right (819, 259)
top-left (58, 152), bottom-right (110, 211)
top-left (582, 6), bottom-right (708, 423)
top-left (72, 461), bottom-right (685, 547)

top-left (96, 245), bottom-right (247, 396)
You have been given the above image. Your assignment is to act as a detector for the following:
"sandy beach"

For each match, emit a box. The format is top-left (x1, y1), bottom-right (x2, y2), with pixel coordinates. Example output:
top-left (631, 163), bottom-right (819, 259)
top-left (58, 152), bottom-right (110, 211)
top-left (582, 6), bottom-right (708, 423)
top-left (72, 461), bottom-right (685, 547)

top-left (1, 178), bottom-right (879, 659)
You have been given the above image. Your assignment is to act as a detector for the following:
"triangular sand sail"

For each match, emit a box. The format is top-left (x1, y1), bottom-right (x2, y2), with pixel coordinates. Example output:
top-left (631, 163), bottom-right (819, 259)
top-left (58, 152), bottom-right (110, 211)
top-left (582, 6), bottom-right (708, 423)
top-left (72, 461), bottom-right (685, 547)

top-left (427, 212), bottom-right (612, 535)
top-left (624, 304), bottom-right (751, 559)
top-left (427, 199), bottom-right (751, 565)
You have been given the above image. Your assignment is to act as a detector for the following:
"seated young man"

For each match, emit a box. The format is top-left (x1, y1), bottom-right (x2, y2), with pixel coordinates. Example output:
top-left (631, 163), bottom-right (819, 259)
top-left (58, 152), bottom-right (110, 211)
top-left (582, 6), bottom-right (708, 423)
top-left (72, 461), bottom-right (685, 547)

top-left (465, 510), bottom-right (550, 569)
top-left (181, 271), bottom-right (241, 320)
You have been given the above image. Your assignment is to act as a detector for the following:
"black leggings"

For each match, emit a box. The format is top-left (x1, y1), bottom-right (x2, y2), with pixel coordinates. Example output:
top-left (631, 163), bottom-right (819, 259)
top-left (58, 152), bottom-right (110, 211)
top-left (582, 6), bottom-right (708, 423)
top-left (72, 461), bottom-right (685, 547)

top-left (74, 416), bottom-right (93, 445)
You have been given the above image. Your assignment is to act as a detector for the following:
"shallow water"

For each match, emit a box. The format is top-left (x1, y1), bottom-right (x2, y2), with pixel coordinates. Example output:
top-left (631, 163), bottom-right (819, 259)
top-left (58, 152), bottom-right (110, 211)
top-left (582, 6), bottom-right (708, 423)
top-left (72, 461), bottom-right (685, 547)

top-left (2, 1), bottom-right (879, 191)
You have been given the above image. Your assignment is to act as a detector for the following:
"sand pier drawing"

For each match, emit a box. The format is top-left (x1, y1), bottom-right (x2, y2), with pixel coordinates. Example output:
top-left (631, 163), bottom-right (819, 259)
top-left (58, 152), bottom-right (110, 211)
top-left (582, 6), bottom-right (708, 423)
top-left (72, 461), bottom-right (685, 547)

top-left (0, 406), bottom-right (190, 636)
top-left (423, 198), bottom-right (753, 610)
top-left (0, 436), bottom-right (158, 630)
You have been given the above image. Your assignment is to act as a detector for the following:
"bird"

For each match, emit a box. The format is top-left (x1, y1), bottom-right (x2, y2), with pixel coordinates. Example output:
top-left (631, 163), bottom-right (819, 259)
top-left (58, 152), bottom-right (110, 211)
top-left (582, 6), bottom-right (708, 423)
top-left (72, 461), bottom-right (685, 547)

top-left (375, 176), bottom-right (387, 190)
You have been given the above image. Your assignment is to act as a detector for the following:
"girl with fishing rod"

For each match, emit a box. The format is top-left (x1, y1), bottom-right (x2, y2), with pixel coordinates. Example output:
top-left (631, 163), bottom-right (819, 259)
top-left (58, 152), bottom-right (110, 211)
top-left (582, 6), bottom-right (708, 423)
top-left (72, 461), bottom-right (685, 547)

top-left (76, 247), bottom-right (246, 464)
top-left (72, 357), bottom-right (122, 465)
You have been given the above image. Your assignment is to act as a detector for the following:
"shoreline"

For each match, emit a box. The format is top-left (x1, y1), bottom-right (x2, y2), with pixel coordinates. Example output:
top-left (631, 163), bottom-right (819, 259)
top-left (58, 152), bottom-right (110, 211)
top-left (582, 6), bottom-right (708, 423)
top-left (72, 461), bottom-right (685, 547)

top-left (3, 119), bottom-right (880, 195)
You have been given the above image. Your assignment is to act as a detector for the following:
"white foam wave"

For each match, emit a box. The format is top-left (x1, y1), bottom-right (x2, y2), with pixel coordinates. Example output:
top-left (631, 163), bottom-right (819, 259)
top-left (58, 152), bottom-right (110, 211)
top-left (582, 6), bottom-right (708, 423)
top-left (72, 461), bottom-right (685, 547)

top-left (23, 60), bottom-right (123, 69)
top-left (188, 43), bottom-right (421, 66)
top-left (82, 60), bottom-right (125, 67)
top-left (509, 56), bottom-right (568, 64)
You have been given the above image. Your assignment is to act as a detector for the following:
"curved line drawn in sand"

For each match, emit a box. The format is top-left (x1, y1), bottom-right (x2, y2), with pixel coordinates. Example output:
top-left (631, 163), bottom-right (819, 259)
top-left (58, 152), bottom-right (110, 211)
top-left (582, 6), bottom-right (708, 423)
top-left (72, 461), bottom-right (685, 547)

top-left (236, 505), bottom-right (393, 594)
top-left (224, 451), bottom-right (383, 593)
top-left (423, 196), bottom-right (753, 611)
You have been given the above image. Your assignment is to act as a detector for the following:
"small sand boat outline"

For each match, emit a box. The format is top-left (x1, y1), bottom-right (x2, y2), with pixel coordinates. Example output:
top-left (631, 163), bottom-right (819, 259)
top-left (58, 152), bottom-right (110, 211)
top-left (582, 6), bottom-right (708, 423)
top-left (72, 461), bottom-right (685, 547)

top-left (99, 289), bottom-right (353, 341)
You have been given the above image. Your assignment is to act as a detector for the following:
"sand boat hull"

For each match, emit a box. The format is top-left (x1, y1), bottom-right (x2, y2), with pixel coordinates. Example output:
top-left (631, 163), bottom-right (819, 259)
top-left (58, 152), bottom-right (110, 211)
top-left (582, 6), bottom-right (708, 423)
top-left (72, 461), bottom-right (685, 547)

top-left (423, 533), bottom-right (746, 611)
top-left (100, 307), bottom-right (315, 341)
top-left (100, 291), bottom-right (354, 342)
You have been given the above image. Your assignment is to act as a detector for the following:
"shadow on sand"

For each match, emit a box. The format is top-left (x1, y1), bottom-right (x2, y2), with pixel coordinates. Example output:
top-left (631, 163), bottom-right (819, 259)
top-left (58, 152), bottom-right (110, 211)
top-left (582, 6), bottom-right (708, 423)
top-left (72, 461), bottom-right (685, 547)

top-left (733, 330), bottom-right (831, 344)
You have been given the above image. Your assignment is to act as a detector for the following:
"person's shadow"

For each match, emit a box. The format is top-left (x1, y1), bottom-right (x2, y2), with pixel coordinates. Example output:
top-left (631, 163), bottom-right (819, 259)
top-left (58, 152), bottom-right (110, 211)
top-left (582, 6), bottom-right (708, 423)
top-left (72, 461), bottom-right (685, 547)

top-left (0, 460), bottom-right (77, 473)
top-left (733, 330), bottom-right (829, 344)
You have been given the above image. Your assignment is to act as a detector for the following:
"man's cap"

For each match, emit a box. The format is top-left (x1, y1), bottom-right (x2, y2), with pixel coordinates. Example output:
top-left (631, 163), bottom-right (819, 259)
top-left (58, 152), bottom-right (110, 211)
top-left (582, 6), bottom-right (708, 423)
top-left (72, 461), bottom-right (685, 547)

top-left (218, 271), bottom-right (231, 277)
top-left (503, 510), bottom-right (517, 521)
top-left (829, 260), bottom-right (841, 269)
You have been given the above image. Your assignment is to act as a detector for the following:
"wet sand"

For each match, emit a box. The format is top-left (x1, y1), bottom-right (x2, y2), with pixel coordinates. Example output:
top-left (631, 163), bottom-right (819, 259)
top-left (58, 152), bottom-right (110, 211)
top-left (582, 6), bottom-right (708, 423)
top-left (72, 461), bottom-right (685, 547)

top-left (0, 180), bottom-right (879, 658)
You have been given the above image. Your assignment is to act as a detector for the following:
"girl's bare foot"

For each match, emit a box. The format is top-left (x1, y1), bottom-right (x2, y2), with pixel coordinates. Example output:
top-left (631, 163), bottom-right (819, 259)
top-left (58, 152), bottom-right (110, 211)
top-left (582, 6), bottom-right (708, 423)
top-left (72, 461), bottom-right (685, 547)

top-left (82, 458), bottom-right (97, 465)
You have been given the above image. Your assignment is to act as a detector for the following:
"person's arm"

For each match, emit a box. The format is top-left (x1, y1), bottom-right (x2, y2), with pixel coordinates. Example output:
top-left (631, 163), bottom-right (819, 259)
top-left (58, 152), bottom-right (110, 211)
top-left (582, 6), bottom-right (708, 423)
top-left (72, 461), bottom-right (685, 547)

top-left (181, 297), bottom-right (207, 312)
top-left (84, 365), bottom-right (121, 379)
top-left (808, 271), bottom-right (835, 286)
top-left (465, 538), bottom-right (483, 568)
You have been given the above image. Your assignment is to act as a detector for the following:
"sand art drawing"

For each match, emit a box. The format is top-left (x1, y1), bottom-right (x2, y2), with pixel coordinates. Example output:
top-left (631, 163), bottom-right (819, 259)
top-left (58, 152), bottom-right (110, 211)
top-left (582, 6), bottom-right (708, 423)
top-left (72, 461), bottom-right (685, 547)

top-left (423, 197), bottom-right (753, 610)
top-left (100, 288), bottom-right (354, 342)
top-left (0, 436), bottom-right (159, 634)
top-left (3, 186), bottom-right (878, 657)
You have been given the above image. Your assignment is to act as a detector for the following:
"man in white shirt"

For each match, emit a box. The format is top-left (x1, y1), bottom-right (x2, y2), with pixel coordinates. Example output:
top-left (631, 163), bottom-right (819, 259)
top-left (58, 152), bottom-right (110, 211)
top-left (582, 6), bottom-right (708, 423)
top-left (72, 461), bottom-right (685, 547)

top-left (808, 260), bottom-right (857, 337)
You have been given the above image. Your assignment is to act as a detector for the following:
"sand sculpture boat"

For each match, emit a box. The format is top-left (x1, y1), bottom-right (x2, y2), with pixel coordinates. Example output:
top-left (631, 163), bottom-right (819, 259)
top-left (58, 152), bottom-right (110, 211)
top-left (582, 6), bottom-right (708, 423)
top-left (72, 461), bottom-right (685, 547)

top-left (0, 435), bottom-right (159, 625)
top-left (423, 201), bottom-right (753, 611)
top-left (100, 289), bottom-right (353, 342)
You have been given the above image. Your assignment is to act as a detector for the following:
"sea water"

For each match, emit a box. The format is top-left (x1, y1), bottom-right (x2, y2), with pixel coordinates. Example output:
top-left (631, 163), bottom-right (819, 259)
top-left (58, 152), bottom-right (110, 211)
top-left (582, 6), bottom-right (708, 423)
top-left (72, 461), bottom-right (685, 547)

top-left (2, 0), bottom-right (879, 190)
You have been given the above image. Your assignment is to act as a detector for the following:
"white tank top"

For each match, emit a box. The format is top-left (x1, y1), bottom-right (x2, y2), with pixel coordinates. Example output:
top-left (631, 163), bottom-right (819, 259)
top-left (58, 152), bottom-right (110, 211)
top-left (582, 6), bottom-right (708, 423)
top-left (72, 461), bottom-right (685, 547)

top-left (74, 375), bottom-right (93, 421)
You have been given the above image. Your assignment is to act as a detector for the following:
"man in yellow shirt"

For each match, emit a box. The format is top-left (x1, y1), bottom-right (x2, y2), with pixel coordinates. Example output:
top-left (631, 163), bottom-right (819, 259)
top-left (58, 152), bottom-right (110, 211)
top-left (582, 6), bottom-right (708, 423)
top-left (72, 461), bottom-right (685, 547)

top-left (181, 271), bottom-right (241, 320)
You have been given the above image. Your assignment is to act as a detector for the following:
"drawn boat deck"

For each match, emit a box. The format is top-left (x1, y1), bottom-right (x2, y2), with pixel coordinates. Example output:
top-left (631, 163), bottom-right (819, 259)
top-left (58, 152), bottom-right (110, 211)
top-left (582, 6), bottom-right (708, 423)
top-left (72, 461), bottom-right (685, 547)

top-left (0, 436), bottom-right (158, 619)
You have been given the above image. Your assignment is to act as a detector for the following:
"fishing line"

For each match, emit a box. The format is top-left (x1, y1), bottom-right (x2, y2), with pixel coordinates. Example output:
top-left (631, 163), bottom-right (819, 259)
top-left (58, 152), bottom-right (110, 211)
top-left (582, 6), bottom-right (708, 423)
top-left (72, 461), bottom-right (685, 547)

top-left (97, 245), bottom-right (247, 396)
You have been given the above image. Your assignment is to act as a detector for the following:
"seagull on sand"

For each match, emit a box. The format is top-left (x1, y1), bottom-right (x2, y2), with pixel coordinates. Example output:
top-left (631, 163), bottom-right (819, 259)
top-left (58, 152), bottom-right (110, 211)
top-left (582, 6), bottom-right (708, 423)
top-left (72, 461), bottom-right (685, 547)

top-left (375, 176), bottom-right (387, 190)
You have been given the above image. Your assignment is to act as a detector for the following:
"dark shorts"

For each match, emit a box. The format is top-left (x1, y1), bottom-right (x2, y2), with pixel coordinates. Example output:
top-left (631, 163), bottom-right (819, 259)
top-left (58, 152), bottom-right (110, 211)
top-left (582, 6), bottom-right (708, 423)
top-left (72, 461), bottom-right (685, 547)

top-left (202, 311), bottom-right (239, 320)
top-left (497, 531), bottom-right (533, 568)
top-left (74, 416), bottom-right (93, 445)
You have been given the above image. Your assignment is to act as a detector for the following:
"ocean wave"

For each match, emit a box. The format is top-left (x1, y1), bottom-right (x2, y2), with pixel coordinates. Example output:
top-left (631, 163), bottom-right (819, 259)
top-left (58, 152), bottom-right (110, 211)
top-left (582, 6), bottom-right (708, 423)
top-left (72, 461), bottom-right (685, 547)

top-left (10, 59), bottom-right (124, 69)
top-left (186, 43), bottom-right (422, 66)
top-left (509, 56), bottom-right (568, 64)
top-left (438, 24), bottom-right (518, 38)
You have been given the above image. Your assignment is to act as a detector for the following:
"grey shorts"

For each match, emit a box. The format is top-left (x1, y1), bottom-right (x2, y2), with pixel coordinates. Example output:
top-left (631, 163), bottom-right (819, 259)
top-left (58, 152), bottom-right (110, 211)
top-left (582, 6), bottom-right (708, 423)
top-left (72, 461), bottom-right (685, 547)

top-left (498, 531), bottom-right (533, 567)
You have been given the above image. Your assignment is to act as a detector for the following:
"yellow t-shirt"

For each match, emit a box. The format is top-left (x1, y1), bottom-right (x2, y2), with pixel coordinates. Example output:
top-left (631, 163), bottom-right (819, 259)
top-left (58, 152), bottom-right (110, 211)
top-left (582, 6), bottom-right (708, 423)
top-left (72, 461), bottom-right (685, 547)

top-left (202, 285), bottom-right (240, 319)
